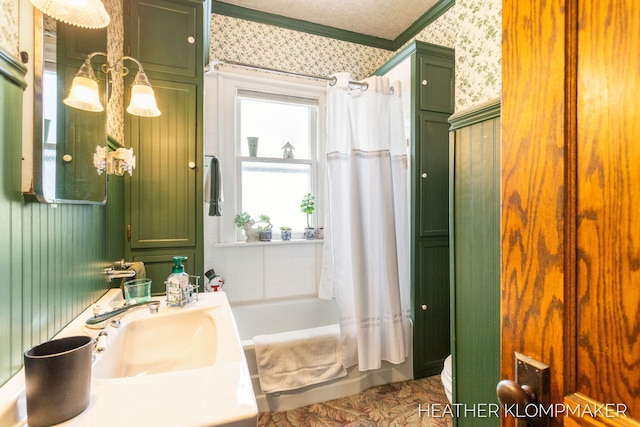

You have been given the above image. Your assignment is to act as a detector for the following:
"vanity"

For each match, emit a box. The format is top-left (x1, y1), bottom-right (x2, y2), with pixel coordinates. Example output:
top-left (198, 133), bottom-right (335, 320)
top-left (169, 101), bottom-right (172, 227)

top-left (0, 290), bottom-right (258, 427)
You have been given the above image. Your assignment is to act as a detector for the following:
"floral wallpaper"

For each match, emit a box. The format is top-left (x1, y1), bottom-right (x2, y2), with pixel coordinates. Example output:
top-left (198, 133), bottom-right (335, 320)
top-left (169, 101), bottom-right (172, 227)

top-left (1, 0), bottom-right (502, 115)
top-left (211, 14), bottom-right (395, 81)
top-left (105, 0), bottom-right (124, 144)
top-left (0, 0), bottom-right (18, 54)
top-left (210, 0), bottom-right (502, 112)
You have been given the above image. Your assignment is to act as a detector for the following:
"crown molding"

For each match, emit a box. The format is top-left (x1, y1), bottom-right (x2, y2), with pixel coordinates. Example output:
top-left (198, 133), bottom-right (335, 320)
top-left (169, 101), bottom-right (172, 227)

top-left (211, 0), bottom-right (455, 51)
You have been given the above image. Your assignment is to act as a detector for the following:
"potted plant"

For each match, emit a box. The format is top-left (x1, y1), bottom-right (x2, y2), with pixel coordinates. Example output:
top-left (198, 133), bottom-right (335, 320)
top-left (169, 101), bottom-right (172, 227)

top-left (234, 212), bottom-right (258, 242)
top-left (300, 193), bottom-right (316, 239)
top-left (234, 212), bottom-right (271, 242)
top-left (279, 226), bottom-right (292, 241)
top-left (258, 214), bottom-right (273, 242)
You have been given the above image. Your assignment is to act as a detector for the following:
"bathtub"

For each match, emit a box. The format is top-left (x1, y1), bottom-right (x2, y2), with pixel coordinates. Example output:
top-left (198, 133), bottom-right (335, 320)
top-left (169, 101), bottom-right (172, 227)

top-left (231, 297), bottom-right (413, 413)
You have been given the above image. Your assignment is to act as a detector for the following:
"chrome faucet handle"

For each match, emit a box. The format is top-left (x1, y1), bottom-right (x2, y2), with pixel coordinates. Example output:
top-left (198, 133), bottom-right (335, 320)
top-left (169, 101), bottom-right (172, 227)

top-left (85, 300), bottom-right (161, 329)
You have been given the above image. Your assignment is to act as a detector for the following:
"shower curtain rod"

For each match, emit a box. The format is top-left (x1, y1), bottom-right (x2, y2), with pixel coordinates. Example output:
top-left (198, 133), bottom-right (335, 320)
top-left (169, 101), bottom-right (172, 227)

top-left (212, 59), bottom-right (369, 90)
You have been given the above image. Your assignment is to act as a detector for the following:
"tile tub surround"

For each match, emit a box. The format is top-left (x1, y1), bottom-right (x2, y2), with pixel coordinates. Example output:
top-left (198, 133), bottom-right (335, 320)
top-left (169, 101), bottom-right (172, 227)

top-left (0, 289), bottom-right (258, 427)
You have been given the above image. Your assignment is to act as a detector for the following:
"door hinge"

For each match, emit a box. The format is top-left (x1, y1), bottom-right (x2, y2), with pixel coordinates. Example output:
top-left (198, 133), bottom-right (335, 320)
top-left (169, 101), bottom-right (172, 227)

top-left (126, 224), bottom-right (131, 241)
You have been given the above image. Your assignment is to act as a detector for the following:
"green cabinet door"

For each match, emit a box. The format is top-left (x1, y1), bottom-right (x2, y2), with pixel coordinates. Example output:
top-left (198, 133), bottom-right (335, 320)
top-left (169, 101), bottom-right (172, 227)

top-left (412, 43), bottom-right (454, 379)
top-left (418, 55), bottom-right (455, 114)
top-left (128, 0), bottom-right (198, 78)
top-left (128, 80), bottom-right (197, 249)
top-left (125, 0), bottom-right (205, 290)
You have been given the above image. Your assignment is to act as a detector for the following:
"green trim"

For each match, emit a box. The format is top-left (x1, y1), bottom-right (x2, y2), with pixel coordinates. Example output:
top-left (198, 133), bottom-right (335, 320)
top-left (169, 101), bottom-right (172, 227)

top-left (0, 47), bottom-right (28, 89)
top-left (448, 98), bottom-right (501, 130)
top-left (212, 1), bottom-right (393, 50)
top-left (373, 40), bottom-right (455, 76)
top-left (211, 0), bottom-right (455, 51)
top-left (393, 0), bottom-right (455, 48)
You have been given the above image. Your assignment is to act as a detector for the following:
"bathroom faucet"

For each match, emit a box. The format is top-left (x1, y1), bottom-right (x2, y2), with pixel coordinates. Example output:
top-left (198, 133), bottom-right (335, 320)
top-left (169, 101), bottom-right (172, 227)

top-left (104, 267), bottom-right (136, 282)
top-left (85, 300), bottom-right (161, 329)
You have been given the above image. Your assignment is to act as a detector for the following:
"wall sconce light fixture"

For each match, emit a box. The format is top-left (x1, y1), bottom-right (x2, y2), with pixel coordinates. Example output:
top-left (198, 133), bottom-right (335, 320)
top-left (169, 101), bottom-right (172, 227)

top-left (30, 0), bottom-right (110, 29)
top-left (64, 52), bottom-right (160, 176)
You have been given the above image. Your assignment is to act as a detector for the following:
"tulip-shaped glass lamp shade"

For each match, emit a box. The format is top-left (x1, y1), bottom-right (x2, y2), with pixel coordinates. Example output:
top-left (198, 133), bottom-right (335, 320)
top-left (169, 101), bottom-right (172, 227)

top-left (63, 59), bottom-right (104, 112)
top-left (127, 69), bottom-right (161, 117)
top-left (31, 0), bottom-right (110, 29)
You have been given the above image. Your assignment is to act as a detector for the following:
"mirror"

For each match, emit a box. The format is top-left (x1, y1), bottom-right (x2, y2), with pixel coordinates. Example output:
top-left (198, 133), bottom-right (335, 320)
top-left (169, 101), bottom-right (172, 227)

top-left (33, 10), bottom-right (108, 204)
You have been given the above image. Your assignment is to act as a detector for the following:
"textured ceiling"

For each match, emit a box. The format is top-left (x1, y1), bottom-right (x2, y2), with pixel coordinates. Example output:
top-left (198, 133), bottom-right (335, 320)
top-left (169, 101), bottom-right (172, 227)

top-left (217, 0), bottom-right (441, 40)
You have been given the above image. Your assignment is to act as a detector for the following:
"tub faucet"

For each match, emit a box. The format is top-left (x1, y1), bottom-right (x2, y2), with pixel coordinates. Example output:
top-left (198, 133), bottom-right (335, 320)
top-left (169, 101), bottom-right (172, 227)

top-left (85, 300), bottom-right (161, 329)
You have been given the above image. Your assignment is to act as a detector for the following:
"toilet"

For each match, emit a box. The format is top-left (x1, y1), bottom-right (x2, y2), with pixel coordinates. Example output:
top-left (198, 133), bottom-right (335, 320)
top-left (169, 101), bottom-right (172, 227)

top-left (441, 354), bottom-right (452, 403)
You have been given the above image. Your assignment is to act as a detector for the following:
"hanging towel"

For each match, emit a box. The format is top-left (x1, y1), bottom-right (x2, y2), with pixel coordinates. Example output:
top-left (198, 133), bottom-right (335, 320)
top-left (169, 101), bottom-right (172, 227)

top-left (253, 324), bottom-right (346, 393)
top-left (205, 156), bottom-right (223, 216)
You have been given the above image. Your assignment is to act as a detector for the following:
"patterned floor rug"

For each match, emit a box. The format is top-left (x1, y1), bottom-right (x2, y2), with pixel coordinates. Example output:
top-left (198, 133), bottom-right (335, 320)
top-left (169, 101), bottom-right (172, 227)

top-left (258, 375), bottom-right (453, 426)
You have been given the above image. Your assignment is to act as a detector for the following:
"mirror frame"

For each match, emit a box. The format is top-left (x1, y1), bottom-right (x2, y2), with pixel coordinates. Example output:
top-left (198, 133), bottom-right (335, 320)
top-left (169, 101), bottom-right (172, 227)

top-left (32, 9), bottom-right (108, 205)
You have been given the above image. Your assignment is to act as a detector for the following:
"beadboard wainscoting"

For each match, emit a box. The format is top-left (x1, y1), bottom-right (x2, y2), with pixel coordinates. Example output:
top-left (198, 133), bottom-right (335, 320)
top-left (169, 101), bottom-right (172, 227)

top-left (449, 99), bottom-right (501, 427)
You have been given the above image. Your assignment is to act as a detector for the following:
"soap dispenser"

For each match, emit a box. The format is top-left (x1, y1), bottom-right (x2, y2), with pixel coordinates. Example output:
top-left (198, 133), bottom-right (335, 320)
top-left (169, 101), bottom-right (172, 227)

top-left (166, 256), bottom-right (189, 306)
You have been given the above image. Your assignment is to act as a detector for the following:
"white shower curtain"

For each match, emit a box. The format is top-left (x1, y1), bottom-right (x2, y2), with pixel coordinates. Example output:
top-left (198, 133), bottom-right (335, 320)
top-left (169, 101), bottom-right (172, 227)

top-left (319, 73), bottom-right (411, 371)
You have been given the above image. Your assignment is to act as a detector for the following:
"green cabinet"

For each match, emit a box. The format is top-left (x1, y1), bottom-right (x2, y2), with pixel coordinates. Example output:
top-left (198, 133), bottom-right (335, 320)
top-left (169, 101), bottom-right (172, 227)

top-left (124, 0), bottom-right (207, 294)
top-left (376, 41), bottom-right (455, 379)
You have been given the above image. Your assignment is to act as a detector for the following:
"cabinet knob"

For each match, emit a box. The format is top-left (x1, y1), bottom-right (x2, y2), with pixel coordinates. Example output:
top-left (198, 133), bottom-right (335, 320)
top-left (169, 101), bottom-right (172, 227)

top-left (421, 304), bottom-right (428, 311)
top-left (63, 154), bottom-right (73, 163)
top-left (421, 172), bottom-right (428, 179)
top-left (188, 161), bottom-right (196, 169)
top-left (187, 36), bottom-right (195, 44)
top-left (421, 79), bottom-right (428, 86)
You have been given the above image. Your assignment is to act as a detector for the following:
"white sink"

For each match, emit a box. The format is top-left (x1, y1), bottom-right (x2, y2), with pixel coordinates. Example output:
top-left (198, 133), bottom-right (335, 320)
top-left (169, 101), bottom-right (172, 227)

top-left (0, 289), bottom-right (258, 427)
top-left (93, 305), bottom-right (222, 379)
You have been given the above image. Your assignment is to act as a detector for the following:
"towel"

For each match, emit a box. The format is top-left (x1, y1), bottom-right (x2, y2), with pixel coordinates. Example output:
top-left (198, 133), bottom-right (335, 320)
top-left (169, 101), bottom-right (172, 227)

top-left (119, 262), bottom-right (146, 294)
top-left (253, 324), bottom-right (346, 393)
top-left (205, 156), bottom-right (223, 216)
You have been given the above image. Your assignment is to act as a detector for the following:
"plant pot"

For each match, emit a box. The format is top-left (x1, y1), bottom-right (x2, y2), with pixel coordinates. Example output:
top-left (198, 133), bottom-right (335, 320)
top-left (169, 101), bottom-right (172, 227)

top-left (303, 227), bottom-right (316, 240)
top-left (315, 227), bottom-right (324, 240)
top-left (247, 137), bottom-right (259, 157)
top-left (260, 230), bottom-right (272, 242)
top-left (280, 230), bottom-right (292, 240)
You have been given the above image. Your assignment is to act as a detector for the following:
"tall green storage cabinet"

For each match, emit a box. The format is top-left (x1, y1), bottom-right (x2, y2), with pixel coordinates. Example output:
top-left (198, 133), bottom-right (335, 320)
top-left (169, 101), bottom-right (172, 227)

top-left (124, 0), bottom-right (210, 294)
top-left (376, 41), bottom-right (455, 379)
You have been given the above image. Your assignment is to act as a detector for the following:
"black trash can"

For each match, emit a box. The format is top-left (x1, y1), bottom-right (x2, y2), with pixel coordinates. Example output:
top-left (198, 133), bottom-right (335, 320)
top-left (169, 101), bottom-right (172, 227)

top-left (24, 335), bottom-right (93, 427)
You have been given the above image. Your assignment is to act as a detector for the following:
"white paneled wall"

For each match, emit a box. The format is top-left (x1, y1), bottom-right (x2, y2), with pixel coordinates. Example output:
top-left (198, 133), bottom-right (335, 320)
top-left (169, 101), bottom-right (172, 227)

top-left (203, 240), bottom-right (323, 304)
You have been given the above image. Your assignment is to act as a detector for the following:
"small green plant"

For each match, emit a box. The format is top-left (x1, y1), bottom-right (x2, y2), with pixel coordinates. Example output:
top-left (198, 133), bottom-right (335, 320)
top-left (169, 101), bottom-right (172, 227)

top-left (300, 193), bottom-right (315, 228)
top-left (279, 226), bottom-right (291, 231)
top-left (257, 214), bottom-right (272, 231)
top-left (234, 212), bottom-right (251, 228)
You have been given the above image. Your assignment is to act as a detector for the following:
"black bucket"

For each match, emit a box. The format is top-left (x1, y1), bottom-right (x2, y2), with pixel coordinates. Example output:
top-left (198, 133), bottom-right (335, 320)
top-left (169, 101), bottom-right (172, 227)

top-left (24, 335), bottom-right (93, 427)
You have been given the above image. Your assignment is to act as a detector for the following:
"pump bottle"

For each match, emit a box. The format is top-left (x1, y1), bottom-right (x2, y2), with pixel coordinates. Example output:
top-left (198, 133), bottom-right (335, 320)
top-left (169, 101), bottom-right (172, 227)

top-left (167, 256), bottom-right (189, 305)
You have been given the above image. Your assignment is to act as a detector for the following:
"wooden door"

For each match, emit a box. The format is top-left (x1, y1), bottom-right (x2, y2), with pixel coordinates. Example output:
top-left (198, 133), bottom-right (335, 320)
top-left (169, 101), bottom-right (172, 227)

top-left (501, 0), bottom-right (640, 425)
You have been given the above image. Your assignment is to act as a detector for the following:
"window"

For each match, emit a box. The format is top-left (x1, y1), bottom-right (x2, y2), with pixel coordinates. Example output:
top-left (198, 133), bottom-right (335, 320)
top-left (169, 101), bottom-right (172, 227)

top-left (216, 73), bottom-right (326, 242)
top-left (237, 91), bottom-right (317, 232)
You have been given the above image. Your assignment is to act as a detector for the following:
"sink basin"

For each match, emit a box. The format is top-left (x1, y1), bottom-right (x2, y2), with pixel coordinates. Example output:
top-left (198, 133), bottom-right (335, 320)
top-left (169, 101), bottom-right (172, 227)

top-left (93, 305), bottom-right (220, 379)
top-left (0, 289), bottom-right (258, 427)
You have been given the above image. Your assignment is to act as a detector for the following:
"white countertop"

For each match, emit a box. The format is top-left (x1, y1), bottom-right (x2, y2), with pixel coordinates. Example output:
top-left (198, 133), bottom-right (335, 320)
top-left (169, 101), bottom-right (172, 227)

top-left (0, 289), bottom-right (258, 427)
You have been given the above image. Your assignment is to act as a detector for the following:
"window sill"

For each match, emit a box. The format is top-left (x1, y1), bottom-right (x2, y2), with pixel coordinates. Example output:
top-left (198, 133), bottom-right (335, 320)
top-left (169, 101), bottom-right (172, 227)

top-left (214, 239), bottom-right (324, 248)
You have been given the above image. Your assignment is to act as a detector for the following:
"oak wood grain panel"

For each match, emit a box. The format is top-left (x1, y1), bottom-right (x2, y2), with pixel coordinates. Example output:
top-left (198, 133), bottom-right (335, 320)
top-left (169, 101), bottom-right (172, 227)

top-left (501, 1), bottom-right (568, 422)
top-left (576, 0), bottom-right (640, 416)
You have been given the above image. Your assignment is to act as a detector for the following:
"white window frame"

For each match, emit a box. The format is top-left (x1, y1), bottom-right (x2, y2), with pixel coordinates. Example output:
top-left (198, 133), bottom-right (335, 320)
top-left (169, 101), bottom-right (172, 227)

top-left (216, 70), bottom-right (327, 243)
